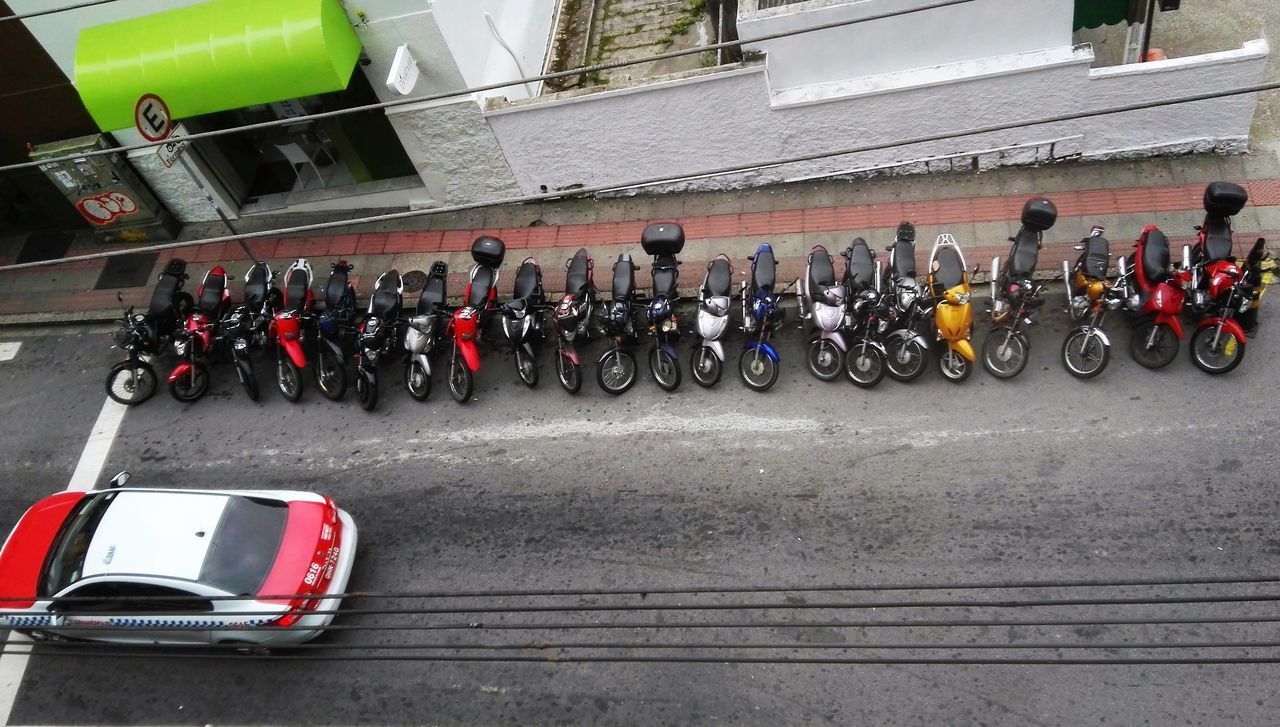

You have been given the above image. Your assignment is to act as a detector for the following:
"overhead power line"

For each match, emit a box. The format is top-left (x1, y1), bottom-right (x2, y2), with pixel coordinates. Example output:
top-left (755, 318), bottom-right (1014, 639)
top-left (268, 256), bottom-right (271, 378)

top-left (0, 0), bottom-right (120, 22)
top-left (0, 0), bottom-right (975, 174)
top-left (0, 77), bottom-right (1276, 275)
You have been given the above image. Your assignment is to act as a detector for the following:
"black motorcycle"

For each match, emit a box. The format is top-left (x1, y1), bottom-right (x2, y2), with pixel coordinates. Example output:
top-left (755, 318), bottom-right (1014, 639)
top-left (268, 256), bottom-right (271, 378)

top-left (842, 238), bottom-right (889, 387)
top-left (355, 269), bottom-right (404, 411)
top-left (881, 223), bottom-right (931, 382)
top-left (552, 248), bottom-right (597, 394)
top-left (105, 258), bottom-right (192, 405)
top-left (981, 197), bottom-right (1057, 379)
top-left (219, 261), bottom-right (278, 401)
top-left (314, 260), bottom-right (357, 401)
top-left (642, 223), bottom-right (685, 391)
top-left (500, 257), bottom-right (547, 387)
top-left (597, 253), bottom-right (640, 395)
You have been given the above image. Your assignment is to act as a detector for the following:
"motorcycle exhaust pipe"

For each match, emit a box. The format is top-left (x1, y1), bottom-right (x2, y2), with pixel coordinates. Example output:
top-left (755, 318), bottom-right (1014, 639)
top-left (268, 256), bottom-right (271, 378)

top-left (1182, 245), bottom-right (1194, 289)
top-left (1062, 259), bottom-right (1073, 309)
top-left (990, 256), bottom-right (1000, 302)
top-left (874, 260), bottom-right (882, 293)
top-left (740, 281), bottom-right (749, 332)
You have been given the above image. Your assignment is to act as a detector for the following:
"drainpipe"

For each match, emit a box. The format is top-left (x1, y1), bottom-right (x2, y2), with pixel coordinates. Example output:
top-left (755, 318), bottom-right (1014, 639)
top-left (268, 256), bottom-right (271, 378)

top-left (485, 12), bottom-right (535, 97)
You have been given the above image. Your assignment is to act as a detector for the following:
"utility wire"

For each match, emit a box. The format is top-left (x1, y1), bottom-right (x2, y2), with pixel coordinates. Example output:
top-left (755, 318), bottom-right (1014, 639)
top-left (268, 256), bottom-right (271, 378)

top-left (0, 0), bottom-right (975, 174)
top-left (1, 77), bottom-right (1276, 275)
top-left (0, 0), bottom-right (120, 22)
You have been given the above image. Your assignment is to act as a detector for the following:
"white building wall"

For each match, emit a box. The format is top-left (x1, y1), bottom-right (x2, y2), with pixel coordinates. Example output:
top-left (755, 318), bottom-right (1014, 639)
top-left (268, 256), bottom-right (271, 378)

top-left (429, 0), bottom-right (560, 103)
top-left (737, 0), bottom-right (1074, 90)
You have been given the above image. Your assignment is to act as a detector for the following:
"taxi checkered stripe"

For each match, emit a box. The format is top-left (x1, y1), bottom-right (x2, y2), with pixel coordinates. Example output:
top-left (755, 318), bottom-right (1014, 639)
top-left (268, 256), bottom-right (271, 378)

top-left (105, 617), bottom-right (276, 628)
top-left (5, 616), bottom-right (52, 627)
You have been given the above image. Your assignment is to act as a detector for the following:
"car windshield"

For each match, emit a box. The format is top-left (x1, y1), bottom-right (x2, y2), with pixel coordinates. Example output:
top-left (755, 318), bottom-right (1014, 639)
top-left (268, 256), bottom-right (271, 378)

top-left (199, 496), bottom-right (288, 595)
top-left (40, 491), bottom-right (118, 597)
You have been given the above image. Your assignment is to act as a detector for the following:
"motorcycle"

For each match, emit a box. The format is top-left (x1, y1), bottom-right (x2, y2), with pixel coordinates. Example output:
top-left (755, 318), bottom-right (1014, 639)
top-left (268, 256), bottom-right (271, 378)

top-left (447, 235), bottom-right (505, 403)
top-left (552, 248), bottom-right (597, 394)
top-left (354, 269), bottom-right (404, 410)
top-left (597, 253), bottom-right (641, 395)
top-left (1238, 237), bottom-right (1275, 338)
top-left (642, 223), bottom-right (685, 391)
top-left (842, 239), bottom-right (888, 387)
top-left (925, 234), bottom-right (977, 383)
top-left (167, 265), bottom-right (230, 402)
top-left (218, 261), bottom-right (278, 401)
top-left (981, 197), bottom-right (1058, 379)
top-left (1060, 225), bottom-right (1127, 379)
top-left (105, 258), bottom-right (192, 405)
top-left (881, 222), bottom-right (932, 382)
top-left (799, 244), bottom-right (847, 381)
top-left (271, 258), bottom-right (316, 401)
top-left (1125, 225), bottom-right (1190, 369)
top-left (690, 254), bottom-right (734, 388)
top-left (404, 261), bottom-right (449, 401)
top-left (313, 259), bottom-right (357, 401)
top-left (1188, 182), bottom-right (1249, 314)
top-left (501, 257), bottom-right (547, 388)
top-left (740, 243), bottom-right (786, 392)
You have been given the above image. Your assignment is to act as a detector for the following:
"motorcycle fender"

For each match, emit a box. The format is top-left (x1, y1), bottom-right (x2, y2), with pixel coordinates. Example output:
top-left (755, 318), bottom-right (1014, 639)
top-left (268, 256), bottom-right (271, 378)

top-left (820, 329), bottom-right (848, 352)
top-left (706, 339), bottom-right (724, 362)
top-left (949, 338), bottom-right (976, 362)
top-left (167, 361), bottom-right (192, 383)
top-left (660, 344), bottom-right (679, 361)
top-left (562, 346), bottom-right (580, 366)
top-left (323, 336), bottom-right (344, 361)
top-left (1075, 326), bottom-right (1111, 348)
top-left (235, 353), bottom-right (254, 379)
top-left (1197, 317), bottom-right (1246, 345)
top-left (458, 339), bottom-right (481, 372)
top-left (888, 328), bottom-right (930, 350)
top-left (281, 339), bottom-right (308, 368)
top-left (1156, 312), bottom-right (1185, 340)
top-left (414, 353), bottom-right (432, 376)
top-left (745, 341), bottom-right (780, 363)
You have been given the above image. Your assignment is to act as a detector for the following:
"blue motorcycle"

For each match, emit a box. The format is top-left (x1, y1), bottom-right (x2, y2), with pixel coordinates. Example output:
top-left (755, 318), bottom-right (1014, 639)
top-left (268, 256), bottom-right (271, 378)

top-left (739, 243), bottom-right (787, 391)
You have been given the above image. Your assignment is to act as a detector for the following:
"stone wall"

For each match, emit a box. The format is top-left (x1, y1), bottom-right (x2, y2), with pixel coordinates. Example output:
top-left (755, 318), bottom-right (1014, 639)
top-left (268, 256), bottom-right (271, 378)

top-left (386, 99), bottom-right (522, 205)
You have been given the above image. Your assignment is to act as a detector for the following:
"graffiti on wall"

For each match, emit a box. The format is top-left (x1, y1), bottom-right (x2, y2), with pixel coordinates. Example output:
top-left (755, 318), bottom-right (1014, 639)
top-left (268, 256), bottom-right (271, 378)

top-left (75, 191), bottom-right (139, 225)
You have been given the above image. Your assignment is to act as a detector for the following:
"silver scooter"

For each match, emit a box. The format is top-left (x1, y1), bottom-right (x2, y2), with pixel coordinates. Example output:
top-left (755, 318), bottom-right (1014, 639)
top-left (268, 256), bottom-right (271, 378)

top-left (690, 254), bottom-right (734, 387)
top-left (798, 244), bottom-right (847, 380)
top-left (404, 261), bottom-right (448, 401)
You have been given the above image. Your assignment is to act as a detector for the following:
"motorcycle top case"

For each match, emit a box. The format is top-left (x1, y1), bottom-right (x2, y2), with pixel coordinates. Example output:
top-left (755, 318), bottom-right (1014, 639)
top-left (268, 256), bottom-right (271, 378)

top-left (1020, 197), bottom-right (1058, 232)
top-left (1203, 181), bottom-right (1248, 217)
top-left (641, 223), bottom-right (685, 256)
top-left (471, 235), bottom-right (506, 267)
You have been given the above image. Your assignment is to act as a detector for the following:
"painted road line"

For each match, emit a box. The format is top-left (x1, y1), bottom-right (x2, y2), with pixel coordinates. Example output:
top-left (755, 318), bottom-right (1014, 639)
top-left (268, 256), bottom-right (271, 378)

top-left (0, 396), bottom-right (128, 725)
top-left (0, 343), bottom-right (19, 362)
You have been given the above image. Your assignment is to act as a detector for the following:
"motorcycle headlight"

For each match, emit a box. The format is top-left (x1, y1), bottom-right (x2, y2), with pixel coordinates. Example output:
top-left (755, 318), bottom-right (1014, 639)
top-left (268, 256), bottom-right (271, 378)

top-left (897, 289), bottom-right (916, 311)
top-left (661, 318), bottom-right (677, 333)
top-left (233, 338), bottom-right (248, 351)
top-left (173, 338), bottom-right (187, 356)
top-left (953, 293), bottom-right (971, 304)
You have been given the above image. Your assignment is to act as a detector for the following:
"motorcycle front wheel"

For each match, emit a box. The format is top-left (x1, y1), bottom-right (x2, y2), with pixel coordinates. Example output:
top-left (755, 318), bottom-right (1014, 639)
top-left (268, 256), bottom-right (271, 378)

top-left (596, 349), bottom-right (637, 395)
top-left (448, 351), bottom-right (474, 403)
top-left (981, 327), bottom-right (1030, 379)
top-left (515, 348), bottom-right (539, 388)
top-left (806, 339), bottom-right (843, 381)
top-left (169, 362), bottom-right (210, 403)
top-left (355, 371), bottom-right (378, 411)
top-left (315, 347), bottom-right (346, 401)
top-left (690, 346), bottom-right (722, 388)
top-left (649, 347), bottom-right (681, 392)
top-left (884, 336), bottom-right (927, 382)
top-left (106, 360), bottom-right (157, 405)
top-left (845, 344), bottom-right (886, 388)
top-left (405, 360), bottom-right (431, 401)
top-left (1129, 320), bottom-right (1178, 369)
top-left (1062, 329), bottom-right (1110, 379)
top-left (1190, 325), bottom-right (1245, 375)
top-left (236, 360), bottom-right (260, 401)
top-left (739, 347), bottom-right (779, 392)
top-left (938, 348), bottom-right (972, 383)
top-left (277, 356), bottom-right (303, 402)
top-left (556, 350), bottom-right (582, 394)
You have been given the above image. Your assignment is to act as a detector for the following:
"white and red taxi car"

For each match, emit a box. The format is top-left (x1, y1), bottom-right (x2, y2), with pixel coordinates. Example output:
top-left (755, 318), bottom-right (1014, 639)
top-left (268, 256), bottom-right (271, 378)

top-left (0, 475), bottom-right (356, 646)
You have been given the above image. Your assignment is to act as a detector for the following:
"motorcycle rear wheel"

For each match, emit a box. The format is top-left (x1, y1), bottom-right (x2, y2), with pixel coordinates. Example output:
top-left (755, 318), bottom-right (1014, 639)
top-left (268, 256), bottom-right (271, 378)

top-left (355, 372), bottom-right (378, 411)
top-left (1129, 320), bottom-right (1178, 369)
top-left (405, 360), bottom-right (431, 401)
top-left (106, 360), bottom-right (157, 406)
top-left (448, 351), bottom-right (474, 403)
top-left (845, 344), bottom-right (886, 388)
top-left (806, 339), bottom-right (843, 381)
top-left (690, 346), bottom-right (722, 388)
top-left (596, 349), bottom-right (637, 395)
top-left (884, 336), bottom-right (927, 382)
top-left (739, 347), bottom-right (779, 392)
top-left (516, 348), bottom-right (539, 388)
top-left (1190, 325), bottom-right (1245, 375)
top-left (1061, 329), bottom-right (1110, 379)
top-left (981, 327), bottom-right (1030, 379)
top-left (649, 347), bottom-right (681, 392)
top-left (315, 348), bottom-right (346, 401)
top-left (556, 350), bottom-right (582, 394)
top-left (169, 362), bottom-right (210, 403)
top-left (277, 356), bottom-right (303, 402)
top-left (938, 349), bottom-right (972, 383)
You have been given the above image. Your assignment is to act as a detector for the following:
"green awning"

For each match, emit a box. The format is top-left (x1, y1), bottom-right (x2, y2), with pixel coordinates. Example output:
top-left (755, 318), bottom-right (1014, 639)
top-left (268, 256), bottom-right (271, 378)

top-left (1073, 0), bottom-right (1145, 30)
top-left (74, 0), bottom-right (361, 132)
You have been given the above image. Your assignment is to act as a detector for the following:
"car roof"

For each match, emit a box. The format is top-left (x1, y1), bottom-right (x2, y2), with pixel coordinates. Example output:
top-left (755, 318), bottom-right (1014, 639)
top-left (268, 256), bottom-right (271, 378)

top-left (82, 491), bottom-right (230, 583)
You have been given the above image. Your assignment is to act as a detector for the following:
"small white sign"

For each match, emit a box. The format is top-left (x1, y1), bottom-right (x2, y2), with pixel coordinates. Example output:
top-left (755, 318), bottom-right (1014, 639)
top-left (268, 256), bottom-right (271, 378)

top-left (386, 44), bottom-right (420, 96)
top-left (157, 123), bottom-right (191, 168)
top-left (0, 342), bottom-right (21, 362)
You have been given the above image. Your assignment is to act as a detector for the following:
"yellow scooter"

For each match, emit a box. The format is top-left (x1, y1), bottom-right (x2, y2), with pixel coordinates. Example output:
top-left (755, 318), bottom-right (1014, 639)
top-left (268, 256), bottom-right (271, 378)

top-left (926, 233), bottom-right (977, 382)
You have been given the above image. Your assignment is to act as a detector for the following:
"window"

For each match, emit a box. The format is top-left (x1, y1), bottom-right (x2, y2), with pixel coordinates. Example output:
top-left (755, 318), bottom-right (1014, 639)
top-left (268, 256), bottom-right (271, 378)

top-left (40, 492), bottom-right (117, 597)
top-left (54, 582), bottom-right (212, 613)
top-left (199, 496), bottom-right (287, 595)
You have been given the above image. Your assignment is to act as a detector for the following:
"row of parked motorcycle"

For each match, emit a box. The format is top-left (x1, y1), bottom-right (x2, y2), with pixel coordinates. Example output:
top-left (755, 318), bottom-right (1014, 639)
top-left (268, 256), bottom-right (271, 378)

top-left (105, 182), bottom-right (1274, 409)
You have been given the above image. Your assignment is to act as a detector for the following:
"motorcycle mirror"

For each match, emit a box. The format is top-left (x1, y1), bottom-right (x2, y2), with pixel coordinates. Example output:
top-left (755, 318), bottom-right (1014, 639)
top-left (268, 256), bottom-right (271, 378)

top-left (1073, 244), bottom-right (1086, 251)
top-left (971, 263), bottom-right (981, 275)
top-left (106, 471), bottom-right (130, 489)
top-left (117, 291), bottom-right (124, 303)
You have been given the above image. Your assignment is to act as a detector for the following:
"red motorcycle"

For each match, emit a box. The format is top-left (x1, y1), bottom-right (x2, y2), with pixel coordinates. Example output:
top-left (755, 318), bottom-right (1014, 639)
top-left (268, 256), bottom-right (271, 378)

top-left (1185, 182), bottom-right (1251, 373)
top-left (1125, 224), bottom-right (1190, 369)
top-left (167, 265), bottom-right (230, 403)
top-left (271, 258), bottom-right (315, 402)
top-left (446, 236), bottom-right (506, 403)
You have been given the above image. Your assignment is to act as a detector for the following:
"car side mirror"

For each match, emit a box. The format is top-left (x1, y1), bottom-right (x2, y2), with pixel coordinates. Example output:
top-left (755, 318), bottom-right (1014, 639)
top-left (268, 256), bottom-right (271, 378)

top-left (106, 471), bottom-right (130, 489)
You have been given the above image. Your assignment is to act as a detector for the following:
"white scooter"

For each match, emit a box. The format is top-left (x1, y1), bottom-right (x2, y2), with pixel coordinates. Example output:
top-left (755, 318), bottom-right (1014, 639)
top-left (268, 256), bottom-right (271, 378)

top-left (799, 245), bottom-right (847, 380)
top-left (404, 261), bottom-right (448, 401)
top-left (690, 254), bottom-right (733, 387)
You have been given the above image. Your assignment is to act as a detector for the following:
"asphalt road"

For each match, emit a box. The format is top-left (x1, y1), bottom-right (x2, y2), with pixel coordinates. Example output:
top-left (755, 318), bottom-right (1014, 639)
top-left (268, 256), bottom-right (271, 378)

top-left (0, 299), bottom-right (1278, 725)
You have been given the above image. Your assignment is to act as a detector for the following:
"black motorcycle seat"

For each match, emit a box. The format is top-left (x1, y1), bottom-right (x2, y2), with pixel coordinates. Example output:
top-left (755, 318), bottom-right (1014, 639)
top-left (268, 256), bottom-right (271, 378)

top-left (892, 241), bottom-right (917, 278)
top-left (845, 239), bottom-right (875, 290)
top-left (284, 269), bottom-right (309, 312)
top-left (198, 274), bottom-right (226, 316)
top-left (244, 266), bottom-right (269, 307)
top-left (325, 268), bottom-right (349, 310)
top-left (705, 257), bottom-right (732, 297)
top-left (370, 283), bottom-right (400, 317)
top-left (417, 274), bottom-right (445, 315)
top-left (1008, 228), bottom-right (1040, 279)
top-left (514, 261), bottom-right (540, 300)
top-left (566, 250), bottom-right (590, 298)
top-left (1142, 229), bottom-right (1171, 283)
top-left (613, 256), bottom-right (635, 299)
top-left (652, 256), bottom-right (678, 299)
top-left (933, 247), bottom-right (964, 290)
top-left (468, 266), bottom-right (495, 308)
top-left (1203, 216), bottom-right (1233, 262)
top-left (754, 249), bottom-right (776, 291)
top-left (1082, 235), bottom-right (1110, 280)
top-left (808, 248), bottom-right (836, 293)
top-left (148, 274), bottom-right (179, 316)
top-left (501, 298), bottom-right (527, 315)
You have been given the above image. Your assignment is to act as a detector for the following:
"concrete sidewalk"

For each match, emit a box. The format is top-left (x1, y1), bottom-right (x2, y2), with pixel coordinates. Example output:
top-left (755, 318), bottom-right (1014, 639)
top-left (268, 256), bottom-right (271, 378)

top-left (2, 147), bottom-right (1279, 326)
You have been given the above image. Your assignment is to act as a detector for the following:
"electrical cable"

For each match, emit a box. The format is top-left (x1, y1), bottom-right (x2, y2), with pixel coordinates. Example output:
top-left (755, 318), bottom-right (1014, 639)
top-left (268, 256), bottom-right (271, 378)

top-left (0, 0), bottom-right (976, 174)
top-left (2, 77), bottom-right (1276, 274)
top-left (0, 0), bottom-right (121, 22)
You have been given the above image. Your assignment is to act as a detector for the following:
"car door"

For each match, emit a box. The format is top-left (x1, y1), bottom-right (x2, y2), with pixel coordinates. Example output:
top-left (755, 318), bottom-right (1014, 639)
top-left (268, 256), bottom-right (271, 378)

top-left (53, 580), bottom-right (214, 645)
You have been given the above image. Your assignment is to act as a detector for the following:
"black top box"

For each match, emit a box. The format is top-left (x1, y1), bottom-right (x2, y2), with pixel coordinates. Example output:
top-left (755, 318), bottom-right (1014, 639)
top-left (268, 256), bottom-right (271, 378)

top-left (1020, 197), bottom-right (1058, 232)
top-left (641, 223), bottom-right (685, 256)
top-left (471, 236), bottom-right (506, 268)
top-left (1203, 181), bottom-right (1247, 217)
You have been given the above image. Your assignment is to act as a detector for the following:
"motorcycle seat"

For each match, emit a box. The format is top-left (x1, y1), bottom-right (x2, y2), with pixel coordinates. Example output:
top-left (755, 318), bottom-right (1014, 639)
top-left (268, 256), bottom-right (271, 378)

top-left (244, 266), bottom-right (269, 307)
top-left (753, 248), bottom-right (776, 292)
top-left (808, 247), bottom-right (836, 293)
top-left (501, 298), bottom-right (528, 315)
top-left (284, 269), bottom-right (310, 312)
top-left (1008, 228), bottom-right (1040, 279)
top-left (652, 258), bottom-right (679, 299)
top-left (513, 260), bottom-right (541, 301)
top-left (148, 274), bottom-right (180, 316)
top-left (417, 274), bottom-right (445, 316)
top-left (933, 247), bottom-right (964, 291)
top-left (1082, 235), bottom-right (1110, 280)
top-left (892, 241), bottom-right (917, 279)
top-left (325, 268), bottom-right (350, 310)
top-left (613, 255), bottom-right (635, 300)
top-left (1203, 215), bottom-right (1233, 262)
top-left (1142, 229), bottom-right (1172, 283)
top-left (705, 257), bottom-right (732, 297)
top-left (566, 250), bottom-right (591, 298)
top-left (198, 274), bottom-right (226, 317)
top-left (467, 266), bottom-right (495, 308)
top-left (844, 239), bottom-right (875, 291)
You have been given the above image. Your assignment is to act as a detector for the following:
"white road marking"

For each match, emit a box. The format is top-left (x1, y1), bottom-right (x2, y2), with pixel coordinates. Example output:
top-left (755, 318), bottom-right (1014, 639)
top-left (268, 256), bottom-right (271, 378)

top-left (0, 344), bottom-right (19, 362)
top-left (0, 396), bottom-right (128, 724)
